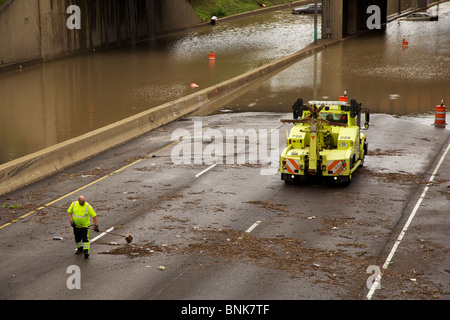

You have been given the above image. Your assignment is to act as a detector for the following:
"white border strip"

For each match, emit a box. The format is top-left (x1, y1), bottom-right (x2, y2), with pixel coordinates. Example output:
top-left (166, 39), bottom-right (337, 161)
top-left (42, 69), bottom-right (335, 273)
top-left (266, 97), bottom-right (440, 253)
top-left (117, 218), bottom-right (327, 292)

top-left (366, 142), bottom-right (450, 300)
top-left (91, 227), bottom-right (115, 243)
top-left (195, 164), bottom-right (218, 178)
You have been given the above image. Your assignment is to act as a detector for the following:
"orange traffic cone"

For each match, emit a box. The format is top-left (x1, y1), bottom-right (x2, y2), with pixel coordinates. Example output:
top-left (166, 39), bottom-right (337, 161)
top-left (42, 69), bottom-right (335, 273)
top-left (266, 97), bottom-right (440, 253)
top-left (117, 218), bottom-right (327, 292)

top-left (402, 38), bottom-right (409, 46)
top-left (209, 50), bottom-right (216, 61)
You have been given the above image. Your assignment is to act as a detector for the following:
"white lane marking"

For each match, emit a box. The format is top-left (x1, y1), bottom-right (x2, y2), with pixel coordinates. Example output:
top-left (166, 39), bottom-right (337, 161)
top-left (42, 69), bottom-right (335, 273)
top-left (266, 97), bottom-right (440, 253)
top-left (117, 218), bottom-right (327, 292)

top-left (195, 164), bottom-right (218, 178)
top-left (91, 227), bottom-right (115, 243)
top-left (366, 142), bottom-right (450, 300)
top-left (245, 221), bottom-right (261, 233)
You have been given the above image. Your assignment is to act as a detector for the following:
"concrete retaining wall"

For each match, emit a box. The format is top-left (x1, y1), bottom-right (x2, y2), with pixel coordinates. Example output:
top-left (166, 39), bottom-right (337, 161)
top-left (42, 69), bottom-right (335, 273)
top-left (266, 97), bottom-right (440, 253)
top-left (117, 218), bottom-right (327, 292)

top-left (0, 0), bottom-right (306, 71)
top-left (0, 0), bottom-right (42, 66)
top-left (0, 39), bottom-right (339, 196)
top-left (0, 0), bottom-right (202, 71)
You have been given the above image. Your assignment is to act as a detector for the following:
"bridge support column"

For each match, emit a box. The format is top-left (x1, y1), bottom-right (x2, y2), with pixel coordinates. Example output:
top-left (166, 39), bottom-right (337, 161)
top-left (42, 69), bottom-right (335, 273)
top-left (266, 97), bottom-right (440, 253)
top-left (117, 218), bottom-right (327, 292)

top-left (322, 0), bottom-right (388, 40)
top-left (322, 0), bottom-right (344, 40)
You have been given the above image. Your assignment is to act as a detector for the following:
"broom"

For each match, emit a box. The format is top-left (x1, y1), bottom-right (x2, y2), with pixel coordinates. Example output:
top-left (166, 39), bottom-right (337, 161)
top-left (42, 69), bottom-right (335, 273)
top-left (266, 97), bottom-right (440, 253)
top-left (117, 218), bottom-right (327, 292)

top-left (84, 225), bottom-right (133, 244)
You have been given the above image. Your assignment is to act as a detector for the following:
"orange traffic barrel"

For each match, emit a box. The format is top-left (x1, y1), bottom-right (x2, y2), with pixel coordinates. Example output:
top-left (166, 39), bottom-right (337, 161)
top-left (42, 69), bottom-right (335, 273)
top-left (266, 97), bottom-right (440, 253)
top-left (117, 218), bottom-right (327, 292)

top-left (209, 50), bottom-right (216, 60)
top-left (435, 101), bottom-right (447, 128)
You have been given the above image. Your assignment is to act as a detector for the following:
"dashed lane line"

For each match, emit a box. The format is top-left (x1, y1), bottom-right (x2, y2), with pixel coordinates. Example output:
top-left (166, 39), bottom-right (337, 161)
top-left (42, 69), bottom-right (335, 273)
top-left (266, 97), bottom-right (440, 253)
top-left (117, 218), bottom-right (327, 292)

top-left (245, 221), bottom-right (261, 233)
top-left (195, 164), bottom-right (218, 178)
top-left (0, 140), bottom-right (180, 231)
top-left (91, 227), bottom-right (115, 243)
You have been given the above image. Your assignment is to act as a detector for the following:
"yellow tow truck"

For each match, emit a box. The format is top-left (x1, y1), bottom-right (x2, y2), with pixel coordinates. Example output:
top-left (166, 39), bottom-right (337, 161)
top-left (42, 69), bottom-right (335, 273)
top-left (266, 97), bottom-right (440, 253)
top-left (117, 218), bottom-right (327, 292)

top-left (279, 95), bottom-right (370, 185)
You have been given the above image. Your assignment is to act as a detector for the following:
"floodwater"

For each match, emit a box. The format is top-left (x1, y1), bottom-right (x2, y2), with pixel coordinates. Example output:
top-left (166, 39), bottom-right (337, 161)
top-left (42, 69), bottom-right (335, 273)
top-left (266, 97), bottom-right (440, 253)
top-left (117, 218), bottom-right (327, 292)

top-left (0, 8), bottom-right (316, 165)
top-left (1, 3), bottom-right (450, 165)
top-left (212, 3), bottom-right (450, 117)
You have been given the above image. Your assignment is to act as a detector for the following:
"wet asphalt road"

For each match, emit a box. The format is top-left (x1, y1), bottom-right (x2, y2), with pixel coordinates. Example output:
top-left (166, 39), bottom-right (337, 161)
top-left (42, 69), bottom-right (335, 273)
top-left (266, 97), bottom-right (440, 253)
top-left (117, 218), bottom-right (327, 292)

top-left (0, 111), bottom-right (448, 302)
top-left (1, 3), bottom-right (450, 306)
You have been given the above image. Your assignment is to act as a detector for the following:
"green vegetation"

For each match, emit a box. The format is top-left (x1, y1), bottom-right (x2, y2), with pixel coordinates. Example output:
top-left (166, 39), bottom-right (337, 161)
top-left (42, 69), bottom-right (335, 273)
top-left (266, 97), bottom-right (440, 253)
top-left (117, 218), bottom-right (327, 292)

top-left (190, 0), bottom-right (303, 22)
top-left (1, 204), bottom-right (21, 209)
top-left (0, 0), bottom-right (6, 6)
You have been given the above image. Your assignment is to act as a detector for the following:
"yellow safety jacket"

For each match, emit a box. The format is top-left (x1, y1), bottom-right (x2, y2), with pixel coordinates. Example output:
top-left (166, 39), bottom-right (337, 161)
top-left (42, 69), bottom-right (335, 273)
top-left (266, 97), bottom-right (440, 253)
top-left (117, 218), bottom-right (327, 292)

top-left (68, 201), bottom-right (97, 228)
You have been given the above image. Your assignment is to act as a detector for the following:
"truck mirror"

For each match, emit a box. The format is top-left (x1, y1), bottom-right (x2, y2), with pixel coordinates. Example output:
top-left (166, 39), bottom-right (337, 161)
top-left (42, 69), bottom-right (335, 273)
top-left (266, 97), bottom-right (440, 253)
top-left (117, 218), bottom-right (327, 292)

top-left (292, 98), bottom-right (303, 120)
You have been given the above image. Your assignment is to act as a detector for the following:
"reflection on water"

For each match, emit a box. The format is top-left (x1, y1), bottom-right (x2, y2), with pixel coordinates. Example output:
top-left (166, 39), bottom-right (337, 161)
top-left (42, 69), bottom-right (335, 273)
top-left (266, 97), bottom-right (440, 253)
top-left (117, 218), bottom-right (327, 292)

top-left (215, 3), bottom-right (450, 117)
top-left (0, 9), bottom-right (317, 164)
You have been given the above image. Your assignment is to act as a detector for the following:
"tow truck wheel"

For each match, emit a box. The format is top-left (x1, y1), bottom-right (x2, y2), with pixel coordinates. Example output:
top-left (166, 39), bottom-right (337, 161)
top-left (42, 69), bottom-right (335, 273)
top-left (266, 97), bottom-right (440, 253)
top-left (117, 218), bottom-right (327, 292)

top-left (282, 174), bottom-right (292, 184)
top-left (341, 173), bottom-right (352, 185)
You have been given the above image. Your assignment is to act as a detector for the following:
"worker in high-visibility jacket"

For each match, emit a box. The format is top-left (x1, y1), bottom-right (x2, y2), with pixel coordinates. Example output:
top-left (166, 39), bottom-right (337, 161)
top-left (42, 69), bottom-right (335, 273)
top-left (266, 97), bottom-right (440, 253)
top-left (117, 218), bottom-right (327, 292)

top-left (67, 195), bottom-right (99, 259)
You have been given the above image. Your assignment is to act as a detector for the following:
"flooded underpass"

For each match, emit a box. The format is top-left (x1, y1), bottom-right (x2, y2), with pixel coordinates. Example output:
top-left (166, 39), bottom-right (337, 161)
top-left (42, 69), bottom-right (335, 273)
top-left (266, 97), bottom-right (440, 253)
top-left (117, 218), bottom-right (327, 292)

top-left (2, 3), bottom-right (449, 166)
top-left (0, 3), bottom-right (448, 161)
top-left (206, 3), bottom-right (449, 117)
top-left (0, 8), bottom-right (316, 165)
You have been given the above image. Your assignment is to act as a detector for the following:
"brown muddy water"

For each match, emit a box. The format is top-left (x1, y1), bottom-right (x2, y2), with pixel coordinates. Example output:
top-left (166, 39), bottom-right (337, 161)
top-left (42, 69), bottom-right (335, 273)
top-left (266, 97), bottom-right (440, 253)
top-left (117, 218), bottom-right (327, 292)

top-left (209, 3), bottom-right (449, 117)
top-left (0, 8), bottom-right (317, 165)
top-left (0, 3), bottom-right (449, 165)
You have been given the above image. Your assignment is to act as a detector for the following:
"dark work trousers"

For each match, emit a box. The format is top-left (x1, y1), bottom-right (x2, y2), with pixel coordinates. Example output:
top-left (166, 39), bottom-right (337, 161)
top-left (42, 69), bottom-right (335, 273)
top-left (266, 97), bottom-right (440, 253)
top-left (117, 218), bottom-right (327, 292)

top-left (73, 227), bottom-right (90, 253)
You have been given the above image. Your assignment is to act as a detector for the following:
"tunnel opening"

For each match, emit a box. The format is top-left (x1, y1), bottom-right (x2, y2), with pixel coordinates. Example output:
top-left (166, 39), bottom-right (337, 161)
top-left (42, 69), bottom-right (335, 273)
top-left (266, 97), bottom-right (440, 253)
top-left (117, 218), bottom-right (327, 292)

top-left (343, 0), bottom-right (388, 36)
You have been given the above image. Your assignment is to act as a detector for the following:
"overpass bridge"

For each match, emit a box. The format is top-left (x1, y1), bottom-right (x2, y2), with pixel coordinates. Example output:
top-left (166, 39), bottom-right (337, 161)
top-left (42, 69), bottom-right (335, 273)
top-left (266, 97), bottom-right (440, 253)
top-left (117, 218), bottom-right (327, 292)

top-left (321, 0), bottom-right (440, 39)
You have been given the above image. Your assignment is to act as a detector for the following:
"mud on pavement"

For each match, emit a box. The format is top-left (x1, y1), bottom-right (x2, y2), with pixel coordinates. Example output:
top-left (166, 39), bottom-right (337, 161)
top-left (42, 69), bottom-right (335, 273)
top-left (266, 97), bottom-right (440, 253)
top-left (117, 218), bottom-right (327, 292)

top-left (0, 112), bottom-right (449, 300)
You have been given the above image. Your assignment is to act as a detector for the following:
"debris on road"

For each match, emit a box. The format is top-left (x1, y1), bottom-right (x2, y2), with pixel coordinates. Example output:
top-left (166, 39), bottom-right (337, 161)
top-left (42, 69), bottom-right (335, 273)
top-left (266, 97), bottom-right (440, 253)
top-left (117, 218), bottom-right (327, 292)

top-left (246, 201), bottom-right (287, 212)
top-left (359, 167), bottom-right (433, 185)
top-left (100, 243), bottom-right (177, 258)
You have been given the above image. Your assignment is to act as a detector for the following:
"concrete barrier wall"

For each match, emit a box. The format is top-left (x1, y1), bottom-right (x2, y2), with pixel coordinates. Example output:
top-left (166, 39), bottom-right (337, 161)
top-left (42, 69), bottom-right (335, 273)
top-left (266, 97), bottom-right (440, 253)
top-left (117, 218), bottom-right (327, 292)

top-left (0, 0), bottom-right (42, 65)
top-left (0, 39), bottom-right (339, 196)
top-left (155, 0), bottom-right (202, 34)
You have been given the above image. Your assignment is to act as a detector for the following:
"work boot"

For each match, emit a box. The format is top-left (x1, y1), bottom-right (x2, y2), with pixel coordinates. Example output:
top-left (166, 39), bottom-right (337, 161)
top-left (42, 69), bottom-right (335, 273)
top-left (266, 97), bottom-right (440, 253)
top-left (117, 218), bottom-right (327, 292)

top-left (84, 250), bottom-right (89, 259)
top-left (75, 247), bottom-right (83, 255)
